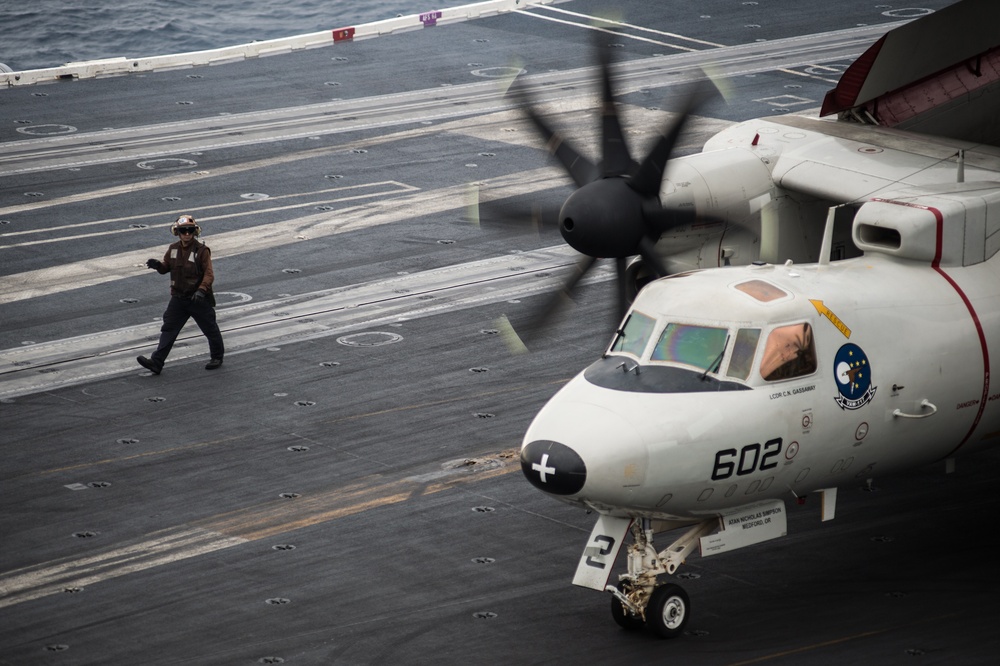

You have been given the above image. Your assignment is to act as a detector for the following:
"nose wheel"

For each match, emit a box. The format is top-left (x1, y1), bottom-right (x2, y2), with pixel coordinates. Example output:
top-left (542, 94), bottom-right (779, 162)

top-left (610, 581), bottom-right (690, 638)
top-left (606, 518), bottom-right (714, 638)
top-left (647, 584), bottom-right (690, 638)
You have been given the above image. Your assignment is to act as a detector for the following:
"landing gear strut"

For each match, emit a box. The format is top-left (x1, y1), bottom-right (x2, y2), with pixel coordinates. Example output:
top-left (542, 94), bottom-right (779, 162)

top-left (607, 518), bottom-right (715, 638)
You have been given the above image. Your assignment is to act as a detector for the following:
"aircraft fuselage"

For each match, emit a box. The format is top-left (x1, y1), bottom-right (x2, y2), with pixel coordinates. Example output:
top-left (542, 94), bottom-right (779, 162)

top-left (522, 240), bottom-right (1000, 520)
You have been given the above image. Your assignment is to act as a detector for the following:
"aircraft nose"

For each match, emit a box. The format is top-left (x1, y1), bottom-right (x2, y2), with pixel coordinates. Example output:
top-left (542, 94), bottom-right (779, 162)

top-left (520, 440), bottom-right (587, 495)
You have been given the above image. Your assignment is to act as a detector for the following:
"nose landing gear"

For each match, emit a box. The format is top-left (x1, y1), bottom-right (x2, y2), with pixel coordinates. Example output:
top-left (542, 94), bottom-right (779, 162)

top-left (610, 581), bottom-right (647, 631)
top-left (607, 519), bottom-right (716, 638)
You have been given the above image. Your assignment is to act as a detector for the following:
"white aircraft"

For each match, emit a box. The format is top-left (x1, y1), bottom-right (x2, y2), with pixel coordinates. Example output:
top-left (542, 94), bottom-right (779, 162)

top-left (518, 0), bottom-right (1000, 638)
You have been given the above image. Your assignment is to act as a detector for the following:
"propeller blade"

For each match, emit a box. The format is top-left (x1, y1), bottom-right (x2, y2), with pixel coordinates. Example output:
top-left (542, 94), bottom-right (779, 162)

top-left (629, 112), bottom-right (691, 198)
top-left (527, 203), bottom-right (561, 235)
top-left (511, 84), bottom-right (600, 188)
top-left (596, 43), bottom-right (632, 178)
top-left (493, 314), bottom-right (529, 355)
top-left (519, 254), bottom-right (598, 341)
top-left (471, 195), bottom-right (561, 236)
top-left (637, 235), bottom-right (669, 279)
top-left (642, 205), bottom-right (699, 234)
top-left (556, 253), bottom-right (598, 300)
top-left (614, 257), bottom-right (628, 323)
top-left (629, 81), bottom-right (716, 197)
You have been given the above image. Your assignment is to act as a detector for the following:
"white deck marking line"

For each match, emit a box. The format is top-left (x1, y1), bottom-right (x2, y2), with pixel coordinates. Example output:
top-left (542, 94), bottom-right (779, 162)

top-left (0, 167), bottom-right (568, 305)
top-left (0, 526), bottom-right (246, 609)
top-left (531, 5), bottom-right (725, 48)
top-left (0, 182), bottom-right (415, 241)
top-left (524, 6), bottom-right (879, 85)
top-left (520, 11), bottom-right (702, 52)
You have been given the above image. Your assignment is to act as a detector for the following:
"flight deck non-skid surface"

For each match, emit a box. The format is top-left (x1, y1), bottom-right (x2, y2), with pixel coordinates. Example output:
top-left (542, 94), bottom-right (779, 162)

top-left (3, 2), bottom-right (995, 664)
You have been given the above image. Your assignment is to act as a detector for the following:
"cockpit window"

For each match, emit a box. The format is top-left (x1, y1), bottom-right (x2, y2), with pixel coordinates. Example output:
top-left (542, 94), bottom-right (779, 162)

top-left (610, 311), bottom-right (656, 358)
top-left (726, 328), bottom-right (761, 381)
top-left (650, 324), bottom-right (728, 370)
top-left (759, 323), bottom-right (817, 381)
top-left (735, 279), bottom-right (788, 303)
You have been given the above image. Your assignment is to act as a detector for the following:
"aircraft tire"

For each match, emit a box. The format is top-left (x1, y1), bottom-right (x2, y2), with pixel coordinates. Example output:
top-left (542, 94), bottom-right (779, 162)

top-left (610, 583), bottom-right (644, 631)
top-left (646, 583), bottom-right (689, 639)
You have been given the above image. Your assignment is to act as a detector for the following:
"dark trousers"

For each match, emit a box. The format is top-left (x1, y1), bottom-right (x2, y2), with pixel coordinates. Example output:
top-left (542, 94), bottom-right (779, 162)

top-left (151, 295), bottom-right (225, 365)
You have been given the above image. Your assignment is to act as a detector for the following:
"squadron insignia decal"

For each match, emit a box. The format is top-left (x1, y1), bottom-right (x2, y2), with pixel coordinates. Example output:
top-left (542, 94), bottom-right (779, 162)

top-left (834, 343), bottom-right (876, 410)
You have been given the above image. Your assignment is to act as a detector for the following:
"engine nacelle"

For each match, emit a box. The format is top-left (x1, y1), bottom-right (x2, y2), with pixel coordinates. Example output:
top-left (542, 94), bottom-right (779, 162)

top-left (660, 147), bottom-right (775, 225)
top-left (623, 257), bottom-right (654, 304)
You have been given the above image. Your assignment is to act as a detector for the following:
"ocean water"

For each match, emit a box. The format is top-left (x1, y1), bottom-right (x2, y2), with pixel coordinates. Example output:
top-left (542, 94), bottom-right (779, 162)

top-left (0, 0), bottom-right (471, 72)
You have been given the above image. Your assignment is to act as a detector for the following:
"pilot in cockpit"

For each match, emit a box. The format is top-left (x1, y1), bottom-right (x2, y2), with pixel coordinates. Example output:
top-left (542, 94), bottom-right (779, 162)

top-left (759, 323), bottom-right (816, 382)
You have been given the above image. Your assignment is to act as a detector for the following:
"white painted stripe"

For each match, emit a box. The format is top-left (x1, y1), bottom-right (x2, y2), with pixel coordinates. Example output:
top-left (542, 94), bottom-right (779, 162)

top-left (520, 11), bottom-right (702, 52)
top-left (0, 526), bottom-right (246, 609)
top-left (0, 182), bottom-right (415, 242)
top-left (531, 5), bottom-right (725, 49)
top-left (0, 242), bottom-right (615, 398)
top-left (0, 167), bottom-right (569, 305)
top-left (0, 101), bottom-right (524, 207)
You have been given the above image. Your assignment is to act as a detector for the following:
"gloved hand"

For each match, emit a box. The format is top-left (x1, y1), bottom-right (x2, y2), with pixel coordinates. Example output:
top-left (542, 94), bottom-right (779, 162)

top-left (146, 258), bottom-right (163, 270)
top-left (192, 290), bottom-right (206, 301)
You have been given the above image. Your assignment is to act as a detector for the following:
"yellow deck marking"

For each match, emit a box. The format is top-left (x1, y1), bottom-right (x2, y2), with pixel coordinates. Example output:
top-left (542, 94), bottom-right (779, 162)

top-left (202, 451), bottom-right (519, 541)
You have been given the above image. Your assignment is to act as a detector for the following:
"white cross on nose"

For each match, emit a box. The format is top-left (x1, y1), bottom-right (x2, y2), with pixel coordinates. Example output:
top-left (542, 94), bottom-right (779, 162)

top-left (532, 453), bottom-right (556, 483)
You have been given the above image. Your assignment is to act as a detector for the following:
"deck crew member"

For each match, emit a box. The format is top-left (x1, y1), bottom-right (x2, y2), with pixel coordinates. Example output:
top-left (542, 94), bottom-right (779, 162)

top-left (137, 215), bottom-right (225, 374)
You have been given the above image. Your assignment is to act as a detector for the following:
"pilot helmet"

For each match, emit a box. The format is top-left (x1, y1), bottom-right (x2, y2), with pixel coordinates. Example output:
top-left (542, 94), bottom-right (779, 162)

top-left (171, 214), bottom-right (201, 237)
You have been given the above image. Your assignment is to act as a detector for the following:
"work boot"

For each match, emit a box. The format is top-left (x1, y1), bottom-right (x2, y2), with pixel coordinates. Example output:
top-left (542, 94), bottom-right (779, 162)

top-left (205, 358), bottom-right (223, 370)
top-left (137, 356), bottom-right (162, 375)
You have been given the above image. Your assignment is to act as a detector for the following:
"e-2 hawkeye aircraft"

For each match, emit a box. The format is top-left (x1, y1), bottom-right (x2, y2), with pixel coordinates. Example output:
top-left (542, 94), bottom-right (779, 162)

top-left (517, 0), bottom-right (1000, 638)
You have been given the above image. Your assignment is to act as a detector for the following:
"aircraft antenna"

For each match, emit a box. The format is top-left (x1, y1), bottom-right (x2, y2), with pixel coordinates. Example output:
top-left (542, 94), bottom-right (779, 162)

top-left (818, 205), bottom-right (841, 266)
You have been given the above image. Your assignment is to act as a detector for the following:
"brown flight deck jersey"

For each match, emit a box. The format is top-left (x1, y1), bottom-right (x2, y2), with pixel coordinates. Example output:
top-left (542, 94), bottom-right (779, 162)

top-left (154, 239), bottom-right (216, 299)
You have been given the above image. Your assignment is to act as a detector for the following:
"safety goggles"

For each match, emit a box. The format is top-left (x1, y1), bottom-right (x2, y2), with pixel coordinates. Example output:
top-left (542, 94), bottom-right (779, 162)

top-left (177, 227), bottom-right (196, 235)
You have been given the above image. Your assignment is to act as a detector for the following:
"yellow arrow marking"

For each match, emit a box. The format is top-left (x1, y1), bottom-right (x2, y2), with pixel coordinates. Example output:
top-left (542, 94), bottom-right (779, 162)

top-left (810, 299), bottom-right (852, 339)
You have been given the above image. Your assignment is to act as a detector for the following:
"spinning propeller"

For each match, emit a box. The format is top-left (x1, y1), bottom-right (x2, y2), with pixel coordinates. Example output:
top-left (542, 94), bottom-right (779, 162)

top-left (502, 42), bottom-right (716, 337)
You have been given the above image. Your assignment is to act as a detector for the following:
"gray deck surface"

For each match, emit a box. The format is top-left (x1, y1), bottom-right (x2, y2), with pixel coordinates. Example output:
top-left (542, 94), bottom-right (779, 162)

top-left (4, 2), bottom-right (996, 664)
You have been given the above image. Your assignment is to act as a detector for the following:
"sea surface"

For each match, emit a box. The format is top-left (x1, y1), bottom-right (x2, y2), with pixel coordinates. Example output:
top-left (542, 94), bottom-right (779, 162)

top-left (0, 0), bottom-right (473, 72)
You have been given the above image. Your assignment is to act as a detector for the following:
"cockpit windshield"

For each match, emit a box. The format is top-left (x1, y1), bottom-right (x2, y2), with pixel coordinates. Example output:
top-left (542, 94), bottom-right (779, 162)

top-left (610, 311), bottom-right (656, 357)
top-left (650, 324), bottom-right (728, 370)
top-left (602, 309), bottom-right (818, 391)
top-left (610, 313), bottom-right (729, 373)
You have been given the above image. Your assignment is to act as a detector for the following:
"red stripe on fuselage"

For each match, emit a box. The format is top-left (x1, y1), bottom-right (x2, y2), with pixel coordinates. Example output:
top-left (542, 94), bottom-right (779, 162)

top-left (875, 199), bottom-right (990, 454)
top-left (926, 205), bottom-right (989, 454)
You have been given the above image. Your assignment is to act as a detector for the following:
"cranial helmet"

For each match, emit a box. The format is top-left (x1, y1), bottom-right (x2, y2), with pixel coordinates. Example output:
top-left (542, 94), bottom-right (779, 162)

top-left (171, 214), bottom-right (201, 237)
